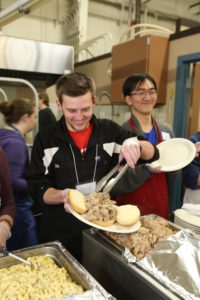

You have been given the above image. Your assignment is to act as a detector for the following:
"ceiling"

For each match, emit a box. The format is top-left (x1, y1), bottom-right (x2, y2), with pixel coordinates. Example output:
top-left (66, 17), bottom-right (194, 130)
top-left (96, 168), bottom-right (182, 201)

top-left (0, 0), bottom-right (200, 28)
top-left (0, 0), bottom-right (200, 63)
top-left (0, 0), bottom-right (70, 26)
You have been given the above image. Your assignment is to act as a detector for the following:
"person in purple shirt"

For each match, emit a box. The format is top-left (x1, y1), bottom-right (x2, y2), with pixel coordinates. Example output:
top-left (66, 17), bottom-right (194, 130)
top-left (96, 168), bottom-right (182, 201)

top-left (0, 98), bottom-right (37, 250)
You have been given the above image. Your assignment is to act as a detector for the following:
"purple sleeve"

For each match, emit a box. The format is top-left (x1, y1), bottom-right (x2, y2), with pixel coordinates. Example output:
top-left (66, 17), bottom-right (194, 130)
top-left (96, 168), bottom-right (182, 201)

top-left (0, 148), bottom-right (16, 219)
top-left (182, 133), bottom-right (200, 189)
top-left (5, 140), bottom-right (29, 195)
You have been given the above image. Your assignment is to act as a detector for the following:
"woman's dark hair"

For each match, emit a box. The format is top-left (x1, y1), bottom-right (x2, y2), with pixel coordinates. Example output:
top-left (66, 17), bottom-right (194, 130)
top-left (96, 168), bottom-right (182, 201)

top-left (56, 72), bottom-right (96, 104)
top-left (0, 98), bottom-right (35, 125)
top-left (122, 72), bottom-right (157, 96)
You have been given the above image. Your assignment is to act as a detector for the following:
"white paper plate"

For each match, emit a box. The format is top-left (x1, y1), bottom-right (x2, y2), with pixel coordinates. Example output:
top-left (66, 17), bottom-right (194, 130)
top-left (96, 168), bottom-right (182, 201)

top-left (68, 205), bottom-right (141, 233)
top-left (174, 209), bottom-right (200, 227)
top-left (149, 138), bottom-right (196, 172)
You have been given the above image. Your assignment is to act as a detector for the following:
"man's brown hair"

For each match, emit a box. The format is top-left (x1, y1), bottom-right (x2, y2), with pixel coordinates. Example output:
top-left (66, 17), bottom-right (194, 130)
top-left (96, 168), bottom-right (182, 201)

top-left (55, 72), bottom-right (96, 104)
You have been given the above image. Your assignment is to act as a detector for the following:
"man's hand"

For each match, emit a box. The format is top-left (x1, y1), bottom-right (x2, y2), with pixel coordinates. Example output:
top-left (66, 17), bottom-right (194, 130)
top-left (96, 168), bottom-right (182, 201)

top-left (43, 187), bottom-right (72, 212)
top-left (119, 137), bottom-right (140, 168)
top-left (43, 188), bottom-right (69, 205)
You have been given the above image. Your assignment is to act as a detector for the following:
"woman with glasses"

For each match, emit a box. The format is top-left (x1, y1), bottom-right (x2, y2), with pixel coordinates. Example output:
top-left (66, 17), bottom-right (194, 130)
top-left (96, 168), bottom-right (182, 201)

top-left (114, 72), bottom-right (178, 220)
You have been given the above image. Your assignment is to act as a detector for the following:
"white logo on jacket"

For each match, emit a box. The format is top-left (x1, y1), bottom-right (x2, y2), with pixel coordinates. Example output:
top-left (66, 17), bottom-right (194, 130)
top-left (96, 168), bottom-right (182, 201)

top-left (103, 142), bottom-right (121, 156)
top-left (43, 147), bottom-right (59, 174)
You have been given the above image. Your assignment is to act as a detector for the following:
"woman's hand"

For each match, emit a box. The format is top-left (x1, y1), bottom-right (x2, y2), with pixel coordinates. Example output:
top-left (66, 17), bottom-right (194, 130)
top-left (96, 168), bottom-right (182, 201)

top-left (0, 221), bottom-right (11, 247)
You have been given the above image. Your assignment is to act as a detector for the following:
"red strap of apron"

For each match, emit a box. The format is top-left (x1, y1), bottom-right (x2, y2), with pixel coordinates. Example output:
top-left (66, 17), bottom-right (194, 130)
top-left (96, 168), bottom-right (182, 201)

top-left (129, 117), bottom-right (163, 144)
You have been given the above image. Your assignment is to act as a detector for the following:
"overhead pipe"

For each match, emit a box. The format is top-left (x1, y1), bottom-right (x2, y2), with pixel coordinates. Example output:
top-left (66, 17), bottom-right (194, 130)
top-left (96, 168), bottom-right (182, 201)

top-left (0, 88), bottom-right (8, 101)
top-left (119, 23), bottom-right (173, 43)
top-left (0, 0), bottom-right (51, 27)
top-left (188, 1), bottom-right (200, 9)
top-left (135, 0), bottom-right (141, 33)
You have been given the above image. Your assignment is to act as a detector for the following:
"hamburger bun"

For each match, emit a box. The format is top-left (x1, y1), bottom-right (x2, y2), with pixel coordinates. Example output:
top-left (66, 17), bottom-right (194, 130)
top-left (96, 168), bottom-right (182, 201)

top-left (68, 189), bottom-right (87, 214)
top-left (116, 204), bottom-right (140, 226)
top-left (92, 219), bottom-right (115, 227)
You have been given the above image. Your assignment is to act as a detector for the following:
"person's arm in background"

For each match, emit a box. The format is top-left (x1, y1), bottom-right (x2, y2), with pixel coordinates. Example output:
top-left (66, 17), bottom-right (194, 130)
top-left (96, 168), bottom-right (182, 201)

top-left (196, 140), bottom-right (200, 187)
top-left (197, 174), bottom-right (200, 186)
top-left (183, 139), bottom-right (200, 189)
top-left (4, 140), bottom-right (29, 195)
top-left (0, 148), bottom-right (15, 247)
top-left (183, 157), bottom-right (199, 188)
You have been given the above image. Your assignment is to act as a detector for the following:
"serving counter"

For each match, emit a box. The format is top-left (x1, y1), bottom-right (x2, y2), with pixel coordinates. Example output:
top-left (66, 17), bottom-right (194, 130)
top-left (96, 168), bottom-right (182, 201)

top-left (83, 229), bottom-right (182, 300)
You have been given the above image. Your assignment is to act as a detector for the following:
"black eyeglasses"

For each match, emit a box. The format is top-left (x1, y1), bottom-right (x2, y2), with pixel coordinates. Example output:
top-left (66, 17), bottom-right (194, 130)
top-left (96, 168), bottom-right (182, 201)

top-left (130, 89), bottom-right (158, 98)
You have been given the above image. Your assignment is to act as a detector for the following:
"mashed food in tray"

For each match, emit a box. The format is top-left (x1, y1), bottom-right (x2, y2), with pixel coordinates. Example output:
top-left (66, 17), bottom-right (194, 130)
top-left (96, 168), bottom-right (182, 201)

top-left (0, 255), bottom-right (83, 300)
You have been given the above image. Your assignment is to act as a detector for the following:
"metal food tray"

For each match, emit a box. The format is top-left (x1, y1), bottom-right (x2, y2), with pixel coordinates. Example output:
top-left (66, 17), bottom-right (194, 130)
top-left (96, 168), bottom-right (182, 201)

top-left (95, 215), bottom-right (182, 261)
top-left (0, 241), bottom-right (115, 300)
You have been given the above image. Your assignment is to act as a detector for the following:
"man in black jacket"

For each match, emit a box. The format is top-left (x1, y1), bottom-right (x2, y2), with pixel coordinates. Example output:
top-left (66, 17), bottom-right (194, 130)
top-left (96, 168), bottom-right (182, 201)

top-left (27, 72), bottom-right (159, 261)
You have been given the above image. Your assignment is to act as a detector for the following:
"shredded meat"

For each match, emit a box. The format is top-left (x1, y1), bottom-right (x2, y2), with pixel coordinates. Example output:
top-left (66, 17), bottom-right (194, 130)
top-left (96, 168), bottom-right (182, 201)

top-left (105, 215), bottom-right (177, 260)
top-left (85, 192), bottom-right (116, 208)
top-left (83, 192), bottom-right (117, 222)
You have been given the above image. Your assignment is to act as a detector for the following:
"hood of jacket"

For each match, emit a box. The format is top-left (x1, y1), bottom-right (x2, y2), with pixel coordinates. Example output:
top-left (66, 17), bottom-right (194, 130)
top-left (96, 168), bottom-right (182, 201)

top-left (0, 127), bottom-right (24, 147)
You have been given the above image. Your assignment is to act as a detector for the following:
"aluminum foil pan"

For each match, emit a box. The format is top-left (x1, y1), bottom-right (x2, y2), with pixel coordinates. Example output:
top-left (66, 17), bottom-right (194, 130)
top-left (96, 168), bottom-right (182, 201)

top-left (0, 241), bottom-right (115, 300)
top-left (137, 229), bottom-right (200, 300)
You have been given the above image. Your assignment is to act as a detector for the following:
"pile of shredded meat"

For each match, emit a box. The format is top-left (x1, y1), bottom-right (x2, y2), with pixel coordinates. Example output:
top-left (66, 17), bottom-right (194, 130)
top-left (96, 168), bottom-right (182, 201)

top-left (83, 192), bottom-right (117, 222)
top-left (105, 215), bottom-right (177, 260)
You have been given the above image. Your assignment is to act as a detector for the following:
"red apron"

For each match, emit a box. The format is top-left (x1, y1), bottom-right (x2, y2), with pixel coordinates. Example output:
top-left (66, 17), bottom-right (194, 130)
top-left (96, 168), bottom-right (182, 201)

top-left (116, 118), bottom-right (169, 220)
